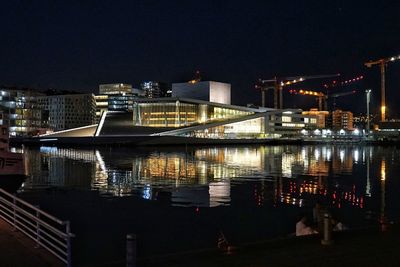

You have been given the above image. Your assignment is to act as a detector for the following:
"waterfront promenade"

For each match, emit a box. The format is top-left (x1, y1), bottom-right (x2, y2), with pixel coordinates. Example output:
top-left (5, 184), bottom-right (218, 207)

top-left (147, 225), bottom-right (400, 267)
top-left (1, 216), bottom-right (398, 267)
top-left (0, 219), bottom-right (62, 267)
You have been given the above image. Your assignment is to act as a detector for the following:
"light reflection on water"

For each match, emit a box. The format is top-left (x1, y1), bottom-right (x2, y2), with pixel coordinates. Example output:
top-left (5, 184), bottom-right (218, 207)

top-left (19, 145), bottom-right (400, 221)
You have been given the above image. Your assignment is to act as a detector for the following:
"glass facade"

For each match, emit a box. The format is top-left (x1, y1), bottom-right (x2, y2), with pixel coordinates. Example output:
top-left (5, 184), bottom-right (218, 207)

top-left (133, 100), bottom-right (253, 128)
top-left (192, 117), bottom-right (265, 139)
top-left (0, 89), bottom-right (44, 136)
top-left (141, 81), bottom-right (171, 98)
top-left (38, 94), bottom-right (96, 131)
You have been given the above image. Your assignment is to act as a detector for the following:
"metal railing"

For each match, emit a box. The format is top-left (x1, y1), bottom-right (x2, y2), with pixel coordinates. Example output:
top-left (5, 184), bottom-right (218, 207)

top-left (0, 188), bottom-right (74, 266)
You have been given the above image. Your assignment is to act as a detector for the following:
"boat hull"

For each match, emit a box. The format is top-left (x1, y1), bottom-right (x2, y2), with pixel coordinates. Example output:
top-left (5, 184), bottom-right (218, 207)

top-left (0, 151), bottom-right (26, 176)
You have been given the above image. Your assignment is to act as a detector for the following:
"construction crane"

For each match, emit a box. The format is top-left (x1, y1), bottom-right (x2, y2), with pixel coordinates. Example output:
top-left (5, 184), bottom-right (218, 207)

top-left (289, 89), bottom-right (357, 111)
top-left (323, 75), bottom-right (364, 89)
top-left (365, 54), bottom-right (400, 121)
top-left (255, 74), bottom-right (340, 109)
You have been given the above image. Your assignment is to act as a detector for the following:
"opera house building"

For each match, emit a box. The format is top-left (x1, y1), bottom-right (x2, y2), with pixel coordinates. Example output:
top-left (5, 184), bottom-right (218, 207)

top-left (35, 81), bottom-right (319, 145)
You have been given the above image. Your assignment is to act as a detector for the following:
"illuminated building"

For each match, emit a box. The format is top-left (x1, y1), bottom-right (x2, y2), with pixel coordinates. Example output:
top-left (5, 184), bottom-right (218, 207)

top-left (96, 84), bottom-right (144, 121)
top-left (42, 96), bottom-right (319, 140)
top-left (27, 145), bottom-right (369, 209)
top-left (91, 98), bottom-right (318, 138)
top-left (37, 94), bottom-right (96, 131)
top-left (95, 95), bottom-right (108, 122)
top-left (302, 109), bottom-right (329, 128)
top-left (172, 81), bottom-right (231, 105)
top-left (0, 88), bottom-right (46, 136)
top-left (141, 81), bottom-right (171, 98)
top-left (332, 109), bottom-right (354, 130)
top-left (372, 121), bottom-right (400, 141)
top-left (99, 83), bottom-right (132, 95)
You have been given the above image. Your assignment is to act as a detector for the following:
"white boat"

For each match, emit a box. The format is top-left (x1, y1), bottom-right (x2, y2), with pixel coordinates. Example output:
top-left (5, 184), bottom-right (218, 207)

top-left (0, 126), bottom-right (26, 179)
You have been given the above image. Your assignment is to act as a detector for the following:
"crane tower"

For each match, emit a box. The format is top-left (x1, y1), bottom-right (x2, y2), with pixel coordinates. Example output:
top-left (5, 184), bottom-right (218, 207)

top-left (365, 54), bottom-right (400, 121)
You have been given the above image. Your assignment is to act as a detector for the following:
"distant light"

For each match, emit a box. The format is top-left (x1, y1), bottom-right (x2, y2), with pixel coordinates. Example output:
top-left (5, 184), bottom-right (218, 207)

top-left (314, 129), bottom-right (321, 135)
top-left (301, 129), bottom-right (308, 135)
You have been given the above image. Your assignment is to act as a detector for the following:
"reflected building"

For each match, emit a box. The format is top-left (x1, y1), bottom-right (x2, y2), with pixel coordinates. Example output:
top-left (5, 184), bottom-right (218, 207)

top-left (24, 147), bottom-right (95, 188)
top-left (22, 145), bottom-right (384, 210)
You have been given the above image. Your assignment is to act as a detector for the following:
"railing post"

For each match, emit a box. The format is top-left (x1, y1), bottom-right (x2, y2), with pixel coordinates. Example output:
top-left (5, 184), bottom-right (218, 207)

top-left (66, 221), bottom-right (72, 267)
top-left (35, 205), bottom-right (40, 248)
top-left (126, 233), bottom-right (136, 267)
top-left (321, 213), bottom-right (333, 245)
top-left (12, 194), bottom-right (17, 231)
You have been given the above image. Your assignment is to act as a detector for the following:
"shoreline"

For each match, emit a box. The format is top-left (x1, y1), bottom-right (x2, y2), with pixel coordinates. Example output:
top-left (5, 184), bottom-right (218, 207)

top-left (10, 135), bottom-right (400, 147)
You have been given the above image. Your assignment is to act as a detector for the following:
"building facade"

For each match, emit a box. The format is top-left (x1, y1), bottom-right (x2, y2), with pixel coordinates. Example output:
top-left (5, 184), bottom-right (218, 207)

top-left (141, 81), bottom-right (171, 98)
top-left (38, 94), bottom-right (96, 131)
top-left (99, 83), bottom-right (132, 95)
top-left (0, 88), bottom-right (46, 136)
top-left (302, 109), bottom-right (329, 128)
top-left (94, 98), bottom-right (318, 138)
top-left (96, 83), bottom-right (141, 121)
top-left (172, 81), bottom-right (231, 105)
top-left (332, 109), bottom-right (354, 130)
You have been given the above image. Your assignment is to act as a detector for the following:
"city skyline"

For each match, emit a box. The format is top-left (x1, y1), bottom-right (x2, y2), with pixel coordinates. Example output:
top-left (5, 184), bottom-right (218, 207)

top-left (0, 1), bottom-right (399, 115)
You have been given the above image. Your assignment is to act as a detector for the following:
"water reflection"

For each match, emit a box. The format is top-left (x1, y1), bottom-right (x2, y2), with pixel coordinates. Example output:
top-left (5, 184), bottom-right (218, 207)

top-left (380, 158), bottom-right (386, 228)
top-left (20, 145), bottom-right (400, 219)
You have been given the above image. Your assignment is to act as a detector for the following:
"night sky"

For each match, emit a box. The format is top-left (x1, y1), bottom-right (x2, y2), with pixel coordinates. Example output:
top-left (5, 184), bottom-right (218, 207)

top-left (1, 1), bottom-right (399, 116)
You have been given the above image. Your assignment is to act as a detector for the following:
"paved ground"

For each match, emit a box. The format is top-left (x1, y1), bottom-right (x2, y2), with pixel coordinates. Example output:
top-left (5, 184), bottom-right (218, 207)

top-left (2, 214), bottom-right (399, 267)
top-left (145, 225), bottom-right (400, 267)
top-left (0, 219), bottom-right (63, 267)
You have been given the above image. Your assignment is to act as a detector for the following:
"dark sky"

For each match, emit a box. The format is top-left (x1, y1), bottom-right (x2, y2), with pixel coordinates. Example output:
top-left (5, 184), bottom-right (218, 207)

top-left (0, 0), bottom-right (399, 116)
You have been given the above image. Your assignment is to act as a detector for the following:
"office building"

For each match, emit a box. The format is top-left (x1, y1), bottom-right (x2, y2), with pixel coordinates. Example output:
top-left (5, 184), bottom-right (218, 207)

top-left (99, 83), bottom-right (132, 95)
top-left (332, 109), bottom-right (354, 130)
top-left (95, 95), bottom-right (109, 122)
top-left (302, 109), bottom-right (329, 128)
top-left (96, 83), bottom-right (139, 121)
top-left (38, 94), bottom-right (96, 131)
top-left (141, 81), bottom-right (171, 98)
top-left (0, 88), bottom-right (46, 136)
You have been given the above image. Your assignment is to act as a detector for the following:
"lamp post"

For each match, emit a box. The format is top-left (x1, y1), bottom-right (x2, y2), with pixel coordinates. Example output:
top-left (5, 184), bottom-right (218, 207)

top-left (365, 89), bottom-right (371, 137)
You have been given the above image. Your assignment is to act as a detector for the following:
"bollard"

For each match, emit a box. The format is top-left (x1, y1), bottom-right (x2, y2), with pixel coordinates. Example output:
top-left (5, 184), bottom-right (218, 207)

top-left (126, 234), bottom-right (137, 267)
top-left (321, 213), bottom-right (333, 245)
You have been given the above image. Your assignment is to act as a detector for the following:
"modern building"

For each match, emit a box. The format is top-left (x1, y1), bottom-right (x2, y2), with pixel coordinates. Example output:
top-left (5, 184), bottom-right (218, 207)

top-left (0, 88), bottom-right (46, 136)
top-left (38, 94), bottom-right (96, 131)
top-left (332, 109), bottom-right (354, 130)
top-left (132, 88), bottom-right (145, 98)
top-left (141, 81), bottom-right (171, 98)
top-left (99, 83), bottom-right (132, 95)
top-left (95, 95), bottom-right (109, 122)
top-left (92, 98), bottom-right (318, 139)
top-left (39, 94), bottom-right (318, 144)
top-left (96, 83), bottom-right (141, 121)
top-left (302, 109), bottom-right (329, 129)
top-left (172, 81), bottom-right (231, 105)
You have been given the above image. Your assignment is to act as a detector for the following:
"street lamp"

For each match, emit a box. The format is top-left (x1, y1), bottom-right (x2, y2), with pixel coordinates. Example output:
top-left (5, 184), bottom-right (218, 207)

top-left (365, 89), bottom-right (371, 136)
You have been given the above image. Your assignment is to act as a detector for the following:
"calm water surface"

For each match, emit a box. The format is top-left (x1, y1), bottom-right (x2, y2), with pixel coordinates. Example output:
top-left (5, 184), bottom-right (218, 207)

top-left (8, 145), bottom-right (400, 264)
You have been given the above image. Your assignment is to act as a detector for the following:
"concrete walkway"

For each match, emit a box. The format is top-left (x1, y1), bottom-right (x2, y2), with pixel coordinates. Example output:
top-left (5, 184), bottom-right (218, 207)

top-left (146, 225), bottom-right (400, 267)
top-left (0, 219), bottom-right (63, 267)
